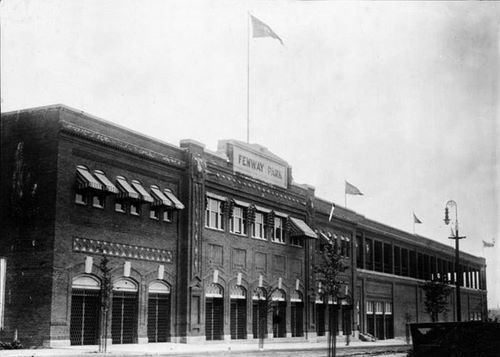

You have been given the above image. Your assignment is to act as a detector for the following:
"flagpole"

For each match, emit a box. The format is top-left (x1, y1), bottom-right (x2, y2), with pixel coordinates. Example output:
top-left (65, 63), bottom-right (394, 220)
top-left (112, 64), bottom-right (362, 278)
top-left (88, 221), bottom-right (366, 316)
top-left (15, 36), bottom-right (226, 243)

top-left (247, 12), bottom-right (251, 144)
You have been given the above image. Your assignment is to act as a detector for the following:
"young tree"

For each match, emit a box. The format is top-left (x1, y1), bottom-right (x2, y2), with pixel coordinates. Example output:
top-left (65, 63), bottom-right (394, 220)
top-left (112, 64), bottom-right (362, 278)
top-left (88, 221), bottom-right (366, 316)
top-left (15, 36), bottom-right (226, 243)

top-left (421, 277), bottom-right (452, 322)
top-left (98, 255), bottom-right (112, 353)
top-left (314, 241), bottom-right (348, 357)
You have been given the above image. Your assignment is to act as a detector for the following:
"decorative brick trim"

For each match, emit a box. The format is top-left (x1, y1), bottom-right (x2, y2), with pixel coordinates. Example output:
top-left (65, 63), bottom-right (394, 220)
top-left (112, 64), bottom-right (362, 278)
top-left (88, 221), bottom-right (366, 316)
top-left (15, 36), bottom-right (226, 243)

top-left (73, 237), bottom-right (173, 263)
top-left (61, 121), bottom-right (185, 168)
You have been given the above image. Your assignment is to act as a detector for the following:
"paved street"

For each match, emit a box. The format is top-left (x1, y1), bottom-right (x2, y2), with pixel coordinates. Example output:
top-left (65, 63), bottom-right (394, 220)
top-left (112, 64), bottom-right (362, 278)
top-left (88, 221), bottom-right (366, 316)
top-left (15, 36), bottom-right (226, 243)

top-left (0, 339), bottom-right (411, 357)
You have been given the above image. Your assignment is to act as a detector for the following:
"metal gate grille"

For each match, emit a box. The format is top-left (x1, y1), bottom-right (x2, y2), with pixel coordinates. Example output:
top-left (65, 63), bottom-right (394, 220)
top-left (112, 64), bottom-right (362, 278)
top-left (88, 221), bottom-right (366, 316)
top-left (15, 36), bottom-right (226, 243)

top-left (111, 291), bottom-right (138, 344)
top-left (291, 302), bottom-right (304, 337)
top-left (205, 298), bottom-right (224, 340)
top-left (148, 293), bottom-right (171, 342)
top-left (252, 301), bottom-right (267, 338)
top-left (316, 304), bottom-right (325, 336)
top-left (272, 302), bottom-right (286, 338)
top-left (70, 289), bottom-right (100, 345)
top-left (230, 299), bottom-right (247, 339)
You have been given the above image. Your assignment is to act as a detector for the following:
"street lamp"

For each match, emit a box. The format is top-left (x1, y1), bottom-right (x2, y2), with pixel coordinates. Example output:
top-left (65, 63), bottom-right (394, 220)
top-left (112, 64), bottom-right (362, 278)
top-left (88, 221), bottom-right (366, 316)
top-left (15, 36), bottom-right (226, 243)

top-left (444, 200), bottom-right (466, 322)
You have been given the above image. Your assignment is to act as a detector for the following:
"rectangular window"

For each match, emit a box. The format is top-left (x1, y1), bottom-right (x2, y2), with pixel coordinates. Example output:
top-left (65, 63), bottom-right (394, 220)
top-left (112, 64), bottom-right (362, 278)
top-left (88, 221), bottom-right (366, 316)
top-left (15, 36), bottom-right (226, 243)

top-left (290, 235), bottom-right (303, 247)
top-left (230, 206), bottom-right (246, 235)
top-left (75, 192), bottom-right (87, 205)
top-left (374, 241), bottom-right (383, 272)
top-left (365, 239), bottom-right (373, 270)
top-left (0, 258), bottom-right (5, 329)
top-left (252, 212), bottom-right (267, 239)
top-left (92, 194), bottom-right (105, 209)
top-left (383, 243), bottom-right (392, 274)
top-left (356, 234), bottom-right (363, 268)
top-left (409, 251), bottom-right (417, 278)
top-left (130, 202), bottom-right (140, 216)
top-left (375, 301), bottom-right (384, 314)
top-left (163, 210), bottom-right (172, 222)
top-left (273, 217), bottom-right (284, 243)
top-left (115, 201), bottom-right (126, 213)
top-left (206, 198), bottom-right (224, 230)
top-left (417, 253), bottom-right (424, 280)
top-left (394, 246), bottom-right (401, 275)
top-left (150, 207), bottom-right (160, 220)
top-left (384, 302), bottom-right (392, 315)
top-left (401, 248), bottom-right (409, 276)
top-left (366, 301), bottom-right (374, 314)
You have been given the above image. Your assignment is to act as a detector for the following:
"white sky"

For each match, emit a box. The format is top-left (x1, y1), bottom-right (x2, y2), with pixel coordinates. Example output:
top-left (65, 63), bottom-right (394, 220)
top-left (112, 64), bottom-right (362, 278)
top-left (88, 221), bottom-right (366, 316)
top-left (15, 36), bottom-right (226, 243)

top-left (2, 0), bottom-right (499, 308)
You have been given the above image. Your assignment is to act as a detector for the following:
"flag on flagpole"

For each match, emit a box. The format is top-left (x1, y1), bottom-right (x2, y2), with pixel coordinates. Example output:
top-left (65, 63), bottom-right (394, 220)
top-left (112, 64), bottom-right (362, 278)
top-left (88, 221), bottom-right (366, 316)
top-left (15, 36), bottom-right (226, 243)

top-left (483, 240), bottom-right (495, 248)
top-left (328, 203), bottom-right (335, 222)
top-left (345, 181), bottom-right (363, 195)
top-left (250, 15), bottom-right (283, 45)
top-left (413, 213), bottom-right (422, 224)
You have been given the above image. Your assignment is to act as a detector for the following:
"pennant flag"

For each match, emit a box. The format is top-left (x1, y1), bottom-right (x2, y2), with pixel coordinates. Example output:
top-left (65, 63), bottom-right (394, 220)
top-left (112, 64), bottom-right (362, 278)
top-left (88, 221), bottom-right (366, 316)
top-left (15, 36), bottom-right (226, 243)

top-left (328, 203), bottom-right (335, 222)
top-left (413, 213), bottom-right (422, 224)
top-left (483, 240), bottom-right (495, 248)
top-left (250, 15), bottom-right (283, 45)
top-left (345, 181), bottom-right (363, 195)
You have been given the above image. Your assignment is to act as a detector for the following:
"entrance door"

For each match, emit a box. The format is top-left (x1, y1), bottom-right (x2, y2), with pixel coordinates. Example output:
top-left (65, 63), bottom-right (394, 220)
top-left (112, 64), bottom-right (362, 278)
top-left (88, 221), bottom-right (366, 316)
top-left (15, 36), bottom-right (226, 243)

top-left (112, 291), bottom-right (138, 344)
top-left (148, 281), bottom-right (171, 343)
top-left (70, 289), bottom-right (100, 345)
top-left (111, 279), bottom-right (138, 344)
top-left (230, 299), bottom-right (247, 339)
top-left (341, 305), bottom-right (352, 336)
top-left (291, 302), bottom-right (304, 337)
top-left (206, 297), bottom-right (224, 340)
top-left (252, 300), bottom-right (267, 338)
top-left (272, 302), bottom-right (286, 338)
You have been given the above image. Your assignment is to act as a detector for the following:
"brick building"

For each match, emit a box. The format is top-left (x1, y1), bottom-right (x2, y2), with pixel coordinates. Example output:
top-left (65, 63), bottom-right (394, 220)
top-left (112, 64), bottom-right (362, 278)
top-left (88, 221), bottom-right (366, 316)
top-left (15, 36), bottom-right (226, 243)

top-left (0, 105), bottom-right (487, 347)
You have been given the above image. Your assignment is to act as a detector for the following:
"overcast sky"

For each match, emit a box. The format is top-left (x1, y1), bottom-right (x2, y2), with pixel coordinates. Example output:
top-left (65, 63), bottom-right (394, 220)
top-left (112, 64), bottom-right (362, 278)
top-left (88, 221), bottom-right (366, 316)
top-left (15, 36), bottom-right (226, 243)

top-left (2, 0), bottom-right (499, 308)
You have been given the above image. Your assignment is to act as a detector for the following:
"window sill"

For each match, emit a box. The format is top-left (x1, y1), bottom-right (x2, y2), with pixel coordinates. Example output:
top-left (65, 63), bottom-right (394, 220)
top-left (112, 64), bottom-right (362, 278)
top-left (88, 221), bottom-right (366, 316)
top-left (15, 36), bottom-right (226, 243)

top-left (92, 205), bottom-right (104, 209)
top-left (75, 201), bottom-right (87, 206)
top-left (230, 232), bottom-right (248, 237)
top-left (205, 226), bottom-right (225, 232)
top-left (271, 240), bottom-right (286, 245)
top-left (251, 236), bottom-right (267, 241)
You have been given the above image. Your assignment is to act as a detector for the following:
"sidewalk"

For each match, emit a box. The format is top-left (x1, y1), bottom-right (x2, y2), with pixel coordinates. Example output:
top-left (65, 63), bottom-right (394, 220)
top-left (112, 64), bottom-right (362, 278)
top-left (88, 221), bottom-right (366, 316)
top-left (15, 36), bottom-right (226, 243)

top-left (0, 338), bottom-right (410, 357)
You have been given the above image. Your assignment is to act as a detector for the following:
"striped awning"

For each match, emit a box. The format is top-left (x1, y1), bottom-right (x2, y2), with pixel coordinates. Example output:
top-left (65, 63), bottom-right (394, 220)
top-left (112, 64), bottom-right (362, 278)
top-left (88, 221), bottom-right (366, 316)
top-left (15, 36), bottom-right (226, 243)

top-left (233, 199), bottom-right (251, 208)
top-left (164, 189), bottom-right (185, 210)
top-left (150, 185), bottom-right (173, 207)
top-left (131, 180), bottom-right (154, 203)
top-left (76, 166), bottom-right (103, 191)
top-left (116, 176), bottom-right (140, 200)
top-left (93, 170), bottom-right (118, 194)
top-left (289, 217), bottom-right (317, 239)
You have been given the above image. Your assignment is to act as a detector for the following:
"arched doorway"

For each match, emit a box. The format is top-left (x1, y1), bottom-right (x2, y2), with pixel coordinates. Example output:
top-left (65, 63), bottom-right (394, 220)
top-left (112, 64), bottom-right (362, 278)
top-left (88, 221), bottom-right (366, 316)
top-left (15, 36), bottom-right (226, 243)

top-left (290, 290), bottom-right (304, 337)
top-left (205, 283), bottom-right (224, 340)
top-left (230, 285), bottom-right (247, 339)
top-left (70, 275), bottom-right (101, 345)
top-left (147, 281), bottom-right (171, 342)
top-left (111, 278), bottom-right (138, 344)
top-left (271, 289), bottom-right (286, 338)
top-left (252, 287), bottom-right (267, 339)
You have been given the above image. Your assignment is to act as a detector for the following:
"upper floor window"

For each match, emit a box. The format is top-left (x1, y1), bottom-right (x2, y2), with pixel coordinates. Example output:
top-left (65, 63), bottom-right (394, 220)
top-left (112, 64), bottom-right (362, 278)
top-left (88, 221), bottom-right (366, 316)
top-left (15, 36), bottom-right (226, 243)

top-left (206, 197), bottom-right (224, 230)
top-left (272, 217), bottom-right (285, 243)
top-left (230, 206), bottom-right (247, 235)
top-left (252, 212), bottom-right (267, 239)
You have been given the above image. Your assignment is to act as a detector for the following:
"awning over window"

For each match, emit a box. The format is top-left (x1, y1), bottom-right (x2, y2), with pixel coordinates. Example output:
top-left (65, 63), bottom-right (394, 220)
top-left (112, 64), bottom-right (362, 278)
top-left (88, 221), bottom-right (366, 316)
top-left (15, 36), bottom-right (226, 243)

top-left (233, 199), bottom-right (250, 208)
top-left (116, 176), bottom-right (140, 200)
top-left (164, 189), bottom-right (185, 210)
top-left (289, 217), bottom-right (317, 239)
top-left (274, 211), bottom-right (288, 218)
top-left (131, 180), bottom-right (154, 203)
top-left (76, 166), bottom-right (103, 191)
top-left (206, 192), bottom-right (226, 201)
top-left (150, 185), bottom-right (173, 207)
top-left (254, 205), bottom-right (271, 213)
top-left (93, 170), bottom-right (119, 194)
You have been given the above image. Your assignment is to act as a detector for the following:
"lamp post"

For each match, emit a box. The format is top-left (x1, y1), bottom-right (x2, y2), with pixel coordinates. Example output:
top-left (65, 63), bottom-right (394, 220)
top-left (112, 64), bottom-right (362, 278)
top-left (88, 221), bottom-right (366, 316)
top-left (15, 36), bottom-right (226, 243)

top-left (444, 200), bottom-right (466, 322)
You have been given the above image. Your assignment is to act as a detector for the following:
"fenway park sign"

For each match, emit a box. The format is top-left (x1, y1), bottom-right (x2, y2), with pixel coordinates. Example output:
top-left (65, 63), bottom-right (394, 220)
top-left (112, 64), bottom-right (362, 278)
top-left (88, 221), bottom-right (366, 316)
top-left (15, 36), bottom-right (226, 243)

top-left (232, 145), bottom-right (287, 188)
